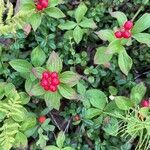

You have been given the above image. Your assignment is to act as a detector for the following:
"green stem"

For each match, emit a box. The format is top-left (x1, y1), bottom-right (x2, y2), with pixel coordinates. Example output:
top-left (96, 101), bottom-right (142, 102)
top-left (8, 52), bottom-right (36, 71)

top-left (132, 5), bottom-right (144, 22)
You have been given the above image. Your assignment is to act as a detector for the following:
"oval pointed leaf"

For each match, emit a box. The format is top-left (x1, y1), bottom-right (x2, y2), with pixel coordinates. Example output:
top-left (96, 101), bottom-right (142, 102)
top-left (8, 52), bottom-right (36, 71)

top-left (58, 84), bottom-right (77, 100)
top-left (46, 51), bottom-right (62, 72)
top-left (44, 7), bottom-right (65, 18)
top-left (96, 30), bottom-right (115, 42)
top-left (118, 49), bottom-right (133, 75)
top-left (75, 2), bottom-right (87, 23)
top-left (94, 47), bottom-right (113, 65)
top-left (44, 91), bottom-right (61, 110)
top-left (86, 89), bottom-right (107, 109)
top-left (132, 13), bottom-right (150, 34)
top-left (31, 46), bottom-right (46, 67)
top-left (79, 18), bottom-right (97, 29)
top-left (110, 11), bottom-right (127, 26)
top-left (73, 26), bottom-right (83, 44)
top-left (59, 71), bottom-right (80, 87)
top-left (58, 21), bottom-right (77, 30)
top-left (9, 59), bottom-right (32, 73)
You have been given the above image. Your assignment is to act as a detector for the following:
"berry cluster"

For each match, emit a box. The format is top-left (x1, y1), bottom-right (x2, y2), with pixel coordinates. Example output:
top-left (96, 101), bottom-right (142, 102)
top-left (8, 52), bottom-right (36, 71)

top-left (140, 99), bottom-right (150, 108)
top-left (35, 0), bottom-right (49, 11)
top-left (40, 71), bottom-right (60, 92)
top-left (114, 20), bottom-right (133, 39)
top-left (38, 116), bottom-right (46, 123)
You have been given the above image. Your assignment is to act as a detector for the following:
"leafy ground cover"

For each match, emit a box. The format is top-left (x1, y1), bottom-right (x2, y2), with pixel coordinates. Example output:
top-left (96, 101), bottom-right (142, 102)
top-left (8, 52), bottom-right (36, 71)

top-left (0, 0), bottom-right (150, 150)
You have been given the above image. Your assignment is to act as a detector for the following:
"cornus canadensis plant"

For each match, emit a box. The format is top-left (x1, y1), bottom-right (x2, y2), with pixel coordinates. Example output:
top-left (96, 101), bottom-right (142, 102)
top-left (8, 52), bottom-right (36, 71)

top-left (21, 0), bottom-right (65, 31)
top-left (58, 2), bottom-right (97, 44)
top-left (0, 83), bottom-right (36, 150)
top-left (9, 47), bottom-right (80, 110)
top-left (94, 11), bottom-right (150, 75)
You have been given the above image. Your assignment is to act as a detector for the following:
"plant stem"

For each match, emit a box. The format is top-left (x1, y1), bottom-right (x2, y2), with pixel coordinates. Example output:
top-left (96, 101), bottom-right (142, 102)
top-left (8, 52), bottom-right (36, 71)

top-left (132, 5), bottom-right (144, 21)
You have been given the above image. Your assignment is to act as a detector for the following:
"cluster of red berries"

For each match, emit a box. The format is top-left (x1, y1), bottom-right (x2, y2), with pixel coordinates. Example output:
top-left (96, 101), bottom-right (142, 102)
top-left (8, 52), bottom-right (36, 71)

top-left (35, 0), bottom-right (49, 11)
top-left (38, 116), bottom-right (46, 123)
top-left (40, 71), bottom-right (60, 92)
top-left (140, 99), bottom-right (150, 108)
top-left (114, 20), bottom-right (133, 39)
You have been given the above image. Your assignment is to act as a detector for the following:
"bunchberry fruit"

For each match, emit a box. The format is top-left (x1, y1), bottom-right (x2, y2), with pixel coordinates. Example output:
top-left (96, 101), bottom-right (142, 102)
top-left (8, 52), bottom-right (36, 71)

top-left (122, 30), bottom-right (131, 39)
top-left (38, 116), bottom-right (46, 123)
top-left (114, 31), bottom-right (122, 38)
top-left (124, 21), bottom-right (133, 30)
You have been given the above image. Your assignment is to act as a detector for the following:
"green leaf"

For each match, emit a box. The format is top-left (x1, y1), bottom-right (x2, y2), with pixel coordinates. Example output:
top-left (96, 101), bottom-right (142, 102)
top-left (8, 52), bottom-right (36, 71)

top-left (44, 91), bottom-right (61, 110)
top-left (79, 18), bottom-right (97, 29)
top-left (115, 96), bottom-right (132, 110)
top-left (9, 59), bottom-right (32, 73)
top-left (130, 82), bottom-right (146, 105)
top-left (110, 11), bottom-right (127, 26)
top-left (85, 108), bottom-right (101, 119)
top-left (25, 79), bottom-right (45, 96)
top-left (132, 13), bottom-right (150, 34)
top-left (20, 115), bottom-right (37, 132)
top-left (118, 49), bottom-right (133, 75)
top-left (56, 131), bottom-right (65, 148)
top-left (44, 7), bottom-right (65, 19)
top-left (73, 25), bottom-right (83, 44)
top-left (19, 92), bottom-right (30, 105)
top-left (15, 132), bottom-right (27, 148)
top-left (31, 46), bottom-right (46, 67)
top-left (58, 21), bottom-right (77, 30)
top-left (62, 147), bottom-right (74, 150)
top-left (59, 71), bottom-right (80, 87)
top-left (29, 13), bottom-right (42, 31)
top-left (96, 29), bottom-right (115, 42)
top-left (86, 89), bottom-right (107, 109)
top-left (133, 33), bottom-right (150, 46)
top-left (29, 83), bottom-right (45, 96)
top-left (94, 47), bottom-right (113, 65)
top-left (75, 2), bottom-right (88, 23)
top-left (77, 82), bottom-right (86, 95)
top-left (21, 4), bottom-right (35, 12)
top-left (106, 40), bottom-right (123, 54)
top-left (46, 51), bottom-right (62, 72)
top-left (102, 117), bottom-right (119, 136)
top-left (50, 0), bottom-right (64, 7)
top-left (44, 146), bottom-right (60, 150)
top-left (58, 84), bottom-right (77, 100)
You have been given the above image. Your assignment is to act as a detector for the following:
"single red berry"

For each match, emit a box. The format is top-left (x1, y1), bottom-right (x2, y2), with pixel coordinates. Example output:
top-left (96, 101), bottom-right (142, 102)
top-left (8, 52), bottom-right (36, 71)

top-left (41, 0), bottom-right (48, 8)
top-left (41, 78), bottom-right (49, 86)
top-left (42, 71), bottom-right (50, 79)
top-left (36, 4), bottom-right (43, 11)
top-left (44, 85), bottom-right (49, 91)
top-left (124, 21), bottom-right (133, 30)
top-left (141, 100), bottom-right (150, 108)
top-left (38, 116), bottom-right (46, 123)
top-left (122, 30), bottom-right (131, 39)
top-left (49, 85), bottom-right (57, 92)
top-left (51, 72), bottom-right (58, 78)
top-left (114, 31), bottom-right (122, 38)
top-left (51, 78), bottom-right (60, 86)
top-left (73, 115), bottom-right (81, 121)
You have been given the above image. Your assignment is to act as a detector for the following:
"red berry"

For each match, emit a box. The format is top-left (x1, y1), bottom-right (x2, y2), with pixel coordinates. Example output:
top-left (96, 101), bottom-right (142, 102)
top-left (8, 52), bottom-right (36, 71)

top-left (38, 116), bottom-right (46, 123)
top-left (122, 30), bottom-right (131, 39)
top-left (41, 0), bottom-right (48, 8)
top-left (44, 85), bottom-right (49, 91)
top-left (42, 71), bottom-right (50, 79)
top-left (36, 4), bottom-right (43, 11)
top-left (141, 100), bottom-right (150, 108)
top-left (114, 31), bottom-right (122, 38)
top-left (51, 72), bottom-right (58, 78)
top-left (124, 21), bottom-right (133, 30)
top-left (41, 78), bottom-right (48, 86)
top-left (52, 78), bottom-right (60, 86)
top-left (49, 85), bottom-right (57, 92)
